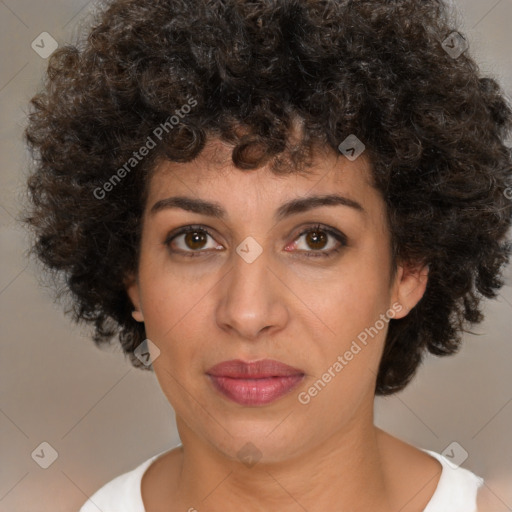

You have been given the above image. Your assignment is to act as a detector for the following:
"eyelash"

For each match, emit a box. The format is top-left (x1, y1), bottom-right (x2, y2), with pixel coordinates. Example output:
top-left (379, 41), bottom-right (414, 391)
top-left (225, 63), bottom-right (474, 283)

top-left (163, 224), bottom-right (347, 259)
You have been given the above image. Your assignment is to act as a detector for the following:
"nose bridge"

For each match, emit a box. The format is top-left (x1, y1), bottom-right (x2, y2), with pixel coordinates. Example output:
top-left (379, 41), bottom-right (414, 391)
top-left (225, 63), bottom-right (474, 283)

top-left (215, 236), bottom-right (288, 339)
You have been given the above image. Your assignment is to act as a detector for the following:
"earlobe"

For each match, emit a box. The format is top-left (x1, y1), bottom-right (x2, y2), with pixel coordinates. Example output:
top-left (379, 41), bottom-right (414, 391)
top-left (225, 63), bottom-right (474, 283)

top-left (124, 273), bottom-right (144, 323)
top-left (131, 309), bottom-right (144, 322)
top-left (392, 262), bottom-right (429, 320)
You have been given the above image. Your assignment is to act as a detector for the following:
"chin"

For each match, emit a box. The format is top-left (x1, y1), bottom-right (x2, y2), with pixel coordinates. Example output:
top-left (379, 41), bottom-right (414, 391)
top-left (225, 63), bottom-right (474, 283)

top-left (202, 422), bottom-right (311, 467)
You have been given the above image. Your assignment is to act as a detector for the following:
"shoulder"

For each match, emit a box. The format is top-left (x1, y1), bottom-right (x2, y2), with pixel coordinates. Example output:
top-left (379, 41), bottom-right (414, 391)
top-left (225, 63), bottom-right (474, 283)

top-left (78, 450), bottom-right (169, 512)
top-left (376, 429), bottom-right (484, 512)
top-left (422, 449), bottom-right (484, 512)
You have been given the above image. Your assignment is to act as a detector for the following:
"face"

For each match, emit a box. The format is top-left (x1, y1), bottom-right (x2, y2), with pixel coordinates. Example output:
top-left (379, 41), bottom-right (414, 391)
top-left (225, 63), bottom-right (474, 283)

top-left (126, 138), bottom-right (427, 464)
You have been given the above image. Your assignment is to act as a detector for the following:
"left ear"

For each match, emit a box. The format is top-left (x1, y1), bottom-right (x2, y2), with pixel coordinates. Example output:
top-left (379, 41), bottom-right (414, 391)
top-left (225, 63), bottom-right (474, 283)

top-left (391, 261), bottom-right (429, 320)
top-left (124, 272), bottom-right (144, 323)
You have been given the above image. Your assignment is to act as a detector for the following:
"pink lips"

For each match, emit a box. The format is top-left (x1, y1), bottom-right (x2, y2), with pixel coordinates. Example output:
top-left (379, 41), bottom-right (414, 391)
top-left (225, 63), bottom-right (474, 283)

top-left (206, 359), bottom-right (305, 406)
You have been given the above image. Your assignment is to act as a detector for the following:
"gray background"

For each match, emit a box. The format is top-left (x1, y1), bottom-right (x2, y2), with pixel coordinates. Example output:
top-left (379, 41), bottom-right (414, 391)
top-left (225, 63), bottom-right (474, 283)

top-left (1, 1), bottom-right (511, 511)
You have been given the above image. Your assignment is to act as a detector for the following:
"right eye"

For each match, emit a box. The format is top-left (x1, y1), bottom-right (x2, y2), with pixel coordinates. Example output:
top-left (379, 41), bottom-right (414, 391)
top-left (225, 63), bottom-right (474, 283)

top-left (164, 225), bottom-right (224, 257)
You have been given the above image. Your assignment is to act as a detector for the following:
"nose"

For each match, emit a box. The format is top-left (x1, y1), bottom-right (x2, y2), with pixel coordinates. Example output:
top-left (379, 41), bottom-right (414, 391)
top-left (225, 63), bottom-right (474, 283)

top-left (215, 240), bottom-right (289, 341)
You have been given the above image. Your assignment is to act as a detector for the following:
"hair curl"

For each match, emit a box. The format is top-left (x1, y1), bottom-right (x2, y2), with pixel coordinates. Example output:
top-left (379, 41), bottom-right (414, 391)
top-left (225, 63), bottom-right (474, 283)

top-left (22, 0), bottom-right (512, 395)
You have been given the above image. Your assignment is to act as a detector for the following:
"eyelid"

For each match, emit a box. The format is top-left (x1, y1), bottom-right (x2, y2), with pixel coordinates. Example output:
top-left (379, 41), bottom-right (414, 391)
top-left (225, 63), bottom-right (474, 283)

top-left (291, 223), bottom-right (347, 246)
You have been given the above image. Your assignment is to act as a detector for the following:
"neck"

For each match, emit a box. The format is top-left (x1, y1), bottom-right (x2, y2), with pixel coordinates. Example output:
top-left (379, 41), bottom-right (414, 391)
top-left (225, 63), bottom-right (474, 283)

top-left (172, 407), bottom-right (393, 511)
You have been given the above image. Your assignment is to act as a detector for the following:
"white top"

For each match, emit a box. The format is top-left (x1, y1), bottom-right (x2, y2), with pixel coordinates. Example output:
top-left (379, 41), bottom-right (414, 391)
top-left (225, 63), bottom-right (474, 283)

top-left (79, 445), bottom-right (484, 512)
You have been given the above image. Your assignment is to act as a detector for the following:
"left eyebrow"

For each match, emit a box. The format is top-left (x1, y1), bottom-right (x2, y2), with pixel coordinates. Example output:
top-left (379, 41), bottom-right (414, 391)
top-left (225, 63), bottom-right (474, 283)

top-left (274, 194), bottom-right (365, 221)
top-left (149, 193), bottom-right (365, 220)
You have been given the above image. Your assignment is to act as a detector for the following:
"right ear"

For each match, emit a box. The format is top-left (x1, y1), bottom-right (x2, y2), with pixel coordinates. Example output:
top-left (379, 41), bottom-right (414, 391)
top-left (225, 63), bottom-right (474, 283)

top-left (124, 273), bottom-right (144, 323)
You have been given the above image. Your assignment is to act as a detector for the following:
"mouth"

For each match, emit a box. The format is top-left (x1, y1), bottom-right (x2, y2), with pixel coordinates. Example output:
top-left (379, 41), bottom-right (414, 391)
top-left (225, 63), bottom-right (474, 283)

top-left (206, 359), bottom-right (305, 406)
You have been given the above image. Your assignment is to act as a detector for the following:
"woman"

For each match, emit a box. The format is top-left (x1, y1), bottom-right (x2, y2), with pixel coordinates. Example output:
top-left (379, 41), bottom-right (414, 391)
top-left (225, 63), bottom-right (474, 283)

top-left (23, 0), bottom-right (512, 510)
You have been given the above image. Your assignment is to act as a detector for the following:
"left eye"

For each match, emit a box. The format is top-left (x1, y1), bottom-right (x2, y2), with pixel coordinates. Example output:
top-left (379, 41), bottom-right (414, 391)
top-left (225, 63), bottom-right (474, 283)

top-left (286, 225), bottom-right (346, 258)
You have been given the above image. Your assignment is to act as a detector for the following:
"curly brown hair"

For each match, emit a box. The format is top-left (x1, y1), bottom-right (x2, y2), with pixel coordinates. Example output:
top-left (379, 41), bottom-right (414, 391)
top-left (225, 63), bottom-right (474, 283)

top-left (22, 0), bottom-right (512, 395)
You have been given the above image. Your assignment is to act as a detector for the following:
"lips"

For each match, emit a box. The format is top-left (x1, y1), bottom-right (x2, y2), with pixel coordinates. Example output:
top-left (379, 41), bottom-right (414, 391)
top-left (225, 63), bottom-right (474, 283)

top-left (206, 359), bottom-right (305, 406)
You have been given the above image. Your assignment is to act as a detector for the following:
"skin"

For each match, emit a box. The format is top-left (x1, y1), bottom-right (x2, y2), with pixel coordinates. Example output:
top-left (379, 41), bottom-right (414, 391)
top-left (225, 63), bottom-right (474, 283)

top-left (125, 138), bottom-right (442, 512)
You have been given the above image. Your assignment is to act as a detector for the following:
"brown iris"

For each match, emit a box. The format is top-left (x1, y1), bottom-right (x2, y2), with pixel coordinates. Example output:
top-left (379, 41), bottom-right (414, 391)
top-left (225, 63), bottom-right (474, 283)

top-left (305, 229), bottom-right (328, 250)
top-left (184, 230), bottom-right (208, 250)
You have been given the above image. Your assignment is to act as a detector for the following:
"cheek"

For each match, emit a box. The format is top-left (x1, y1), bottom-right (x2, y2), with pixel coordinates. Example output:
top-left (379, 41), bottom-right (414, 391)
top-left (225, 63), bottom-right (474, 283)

top-left (291, 248), bottom-right (392, 337)
top-left (137, 265), bottom-right (210, 368)
top-left (293, 268), bottom-right (391, 421)
top-left (140, 278), bottom-right (208, 413)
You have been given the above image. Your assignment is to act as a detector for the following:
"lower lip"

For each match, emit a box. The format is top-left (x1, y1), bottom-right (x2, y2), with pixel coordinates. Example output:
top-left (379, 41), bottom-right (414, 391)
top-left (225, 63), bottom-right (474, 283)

top-left (207, 374), bottom-right (305, 406)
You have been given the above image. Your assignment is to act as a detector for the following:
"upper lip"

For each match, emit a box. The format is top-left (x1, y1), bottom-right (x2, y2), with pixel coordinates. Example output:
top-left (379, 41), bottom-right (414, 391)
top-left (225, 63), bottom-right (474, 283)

top-left (206, 359), bottom-right (305, 378)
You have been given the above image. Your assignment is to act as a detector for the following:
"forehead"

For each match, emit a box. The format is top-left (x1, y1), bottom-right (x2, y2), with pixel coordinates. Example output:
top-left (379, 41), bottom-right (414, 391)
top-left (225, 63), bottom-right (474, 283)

top-left (145, 138), bottom-right (377, 210)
